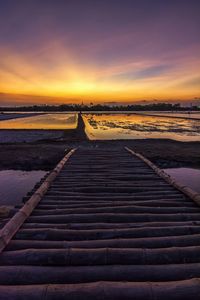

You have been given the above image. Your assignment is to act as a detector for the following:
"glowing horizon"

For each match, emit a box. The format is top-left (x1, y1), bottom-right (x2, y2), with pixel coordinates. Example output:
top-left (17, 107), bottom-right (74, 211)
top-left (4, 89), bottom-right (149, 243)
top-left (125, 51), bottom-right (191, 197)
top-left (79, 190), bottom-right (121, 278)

top-left (0, 0), bottom-right (199, 105)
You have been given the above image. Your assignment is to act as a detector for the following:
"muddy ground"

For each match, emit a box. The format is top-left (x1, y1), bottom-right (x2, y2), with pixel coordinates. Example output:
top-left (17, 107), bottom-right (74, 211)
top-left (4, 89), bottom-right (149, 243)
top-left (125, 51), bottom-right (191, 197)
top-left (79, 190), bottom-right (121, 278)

top-left (0, 139), bottom-right (200, 171)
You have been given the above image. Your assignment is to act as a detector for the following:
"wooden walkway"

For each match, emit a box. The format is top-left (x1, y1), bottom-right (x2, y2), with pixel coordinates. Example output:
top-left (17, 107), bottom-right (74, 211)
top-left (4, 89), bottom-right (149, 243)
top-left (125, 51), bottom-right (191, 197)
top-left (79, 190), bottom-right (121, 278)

top-left (0, 147), bottom-right (200, 299)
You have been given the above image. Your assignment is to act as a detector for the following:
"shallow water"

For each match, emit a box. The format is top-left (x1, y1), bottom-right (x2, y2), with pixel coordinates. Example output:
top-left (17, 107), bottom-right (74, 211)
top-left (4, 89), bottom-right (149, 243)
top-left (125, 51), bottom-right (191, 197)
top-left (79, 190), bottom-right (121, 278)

top-left (83, 114), bottom-right (200, 141)
top-left (164, 168), bottom-right (200, 194)
top-left (0, 170), bottom-right (47, 205)
top-left (0, 113), bottom-right (40, 121)
top-left (0, 113), bottom-right (77, 129)
top-left (139, 111), bottom-right (200, 120)
top-left (1, 112), bottom-right (200, 141)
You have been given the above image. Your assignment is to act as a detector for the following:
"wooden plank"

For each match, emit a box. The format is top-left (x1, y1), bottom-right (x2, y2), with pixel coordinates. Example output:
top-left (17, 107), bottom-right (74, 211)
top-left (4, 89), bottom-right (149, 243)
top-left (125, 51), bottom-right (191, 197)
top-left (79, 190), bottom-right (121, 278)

top-left (25, 212), bottom-right (200, 223)
top-left (0, 264), bottom-right (200, 284)
top-left (0, 279), bottom-right (199, 300)
top-left (6, 233), bottom-right (200, 251)
top-left (13, 226), bottom-right (200, 241)
top-left (1, 246), bottom-right (200, 265)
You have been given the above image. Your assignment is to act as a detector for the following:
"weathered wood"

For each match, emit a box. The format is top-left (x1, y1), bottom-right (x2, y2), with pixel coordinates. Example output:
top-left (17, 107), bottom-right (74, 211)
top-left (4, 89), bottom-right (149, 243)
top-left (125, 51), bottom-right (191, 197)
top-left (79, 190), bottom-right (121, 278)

top-left (25, 213), bottom-right (200, 223)
top-left (29, 205), bottom-right (200, 215)
top-left (21, 220), bottom-right (200, 230)
top-left (1, 246), bottom-right (200, 266)
top-left (0, 279), bottom-right (199, 300)
top-left (40, 194), bottom-right (186, 200)
top-left (13, 226), bottom-right (200, 241)
top-left (0, 264), bottom-right (200, 284)
top-left (1, 147), bottom-right (200, 298)
top-left (7, 233), bottom-right (200, 251)
top-left (29, 200), bottom-right (197, 208)
top-left (45, 191), bottom-right (183, 196)
top-left (20, 200), bottom-right (196, 209)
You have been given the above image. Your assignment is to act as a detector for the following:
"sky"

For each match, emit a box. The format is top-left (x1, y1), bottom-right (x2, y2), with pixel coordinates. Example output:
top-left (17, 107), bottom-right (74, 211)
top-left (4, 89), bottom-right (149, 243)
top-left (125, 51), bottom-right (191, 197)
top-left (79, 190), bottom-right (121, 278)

top-left (0, 0), bottom-right (199, 106)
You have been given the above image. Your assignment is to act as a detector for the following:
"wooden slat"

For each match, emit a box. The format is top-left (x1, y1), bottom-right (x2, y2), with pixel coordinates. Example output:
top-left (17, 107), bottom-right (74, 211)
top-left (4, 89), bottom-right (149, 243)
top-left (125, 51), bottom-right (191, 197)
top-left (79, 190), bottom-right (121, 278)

top-left (1, 246), bottom-right (200, 266)
top-left (0, 279), bottom-right (199, 300)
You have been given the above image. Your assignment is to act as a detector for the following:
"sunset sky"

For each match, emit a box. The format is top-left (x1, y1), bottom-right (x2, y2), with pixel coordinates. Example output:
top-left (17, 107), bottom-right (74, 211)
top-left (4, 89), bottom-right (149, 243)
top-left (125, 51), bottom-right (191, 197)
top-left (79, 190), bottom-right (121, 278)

top-left (0, 0), bottom-right (199, 105)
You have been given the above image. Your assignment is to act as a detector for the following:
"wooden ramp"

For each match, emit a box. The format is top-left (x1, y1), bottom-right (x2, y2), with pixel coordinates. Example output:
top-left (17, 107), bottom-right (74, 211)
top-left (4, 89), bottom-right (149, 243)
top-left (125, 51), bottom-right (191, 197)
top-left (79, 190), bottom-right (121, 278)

top-left (0, 147), bottom-right (200, 299)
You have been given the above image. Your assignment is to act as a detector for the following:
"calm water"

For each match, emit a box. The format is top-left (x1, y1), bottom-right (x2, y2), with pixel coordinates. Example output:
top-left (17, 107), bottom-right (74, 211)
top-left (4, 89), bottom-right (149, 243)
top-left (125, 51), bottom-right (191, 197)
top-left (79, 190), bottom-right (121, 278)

top-left (139, 111), bottom-right (200, 120)
top-left (83, 114), bottom-right (200, 141)
top-left (0, 170), bottom-right (47, 205)
top-left (0, 113), bottom-right (77, 129)
top-left (0, 112), bottom-right (41, 121)
top-left (1, 112), bottom-right (200, 141)
top-left (164, 168), bottom-right (200, 194)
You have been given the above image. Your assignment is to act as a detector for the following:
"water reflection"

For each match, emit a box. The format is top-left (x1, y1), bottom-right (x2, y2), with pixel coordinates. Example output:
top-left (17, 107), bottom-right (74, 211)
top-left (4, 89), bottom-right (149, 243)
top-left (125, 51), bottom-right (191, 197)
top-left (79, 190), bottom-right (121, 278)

top-left (0, 170), bottom-right (47, 206)
top-left (0, 113), bottom-right (77, 129)
top-left (139, 111), bottom-right (200, 120)
top-left (83, 114), bottom-right (200, 141)
top-left (0, 112), bottom-right (40, 121)
top-left (164, 168), bottom-right (200, 194)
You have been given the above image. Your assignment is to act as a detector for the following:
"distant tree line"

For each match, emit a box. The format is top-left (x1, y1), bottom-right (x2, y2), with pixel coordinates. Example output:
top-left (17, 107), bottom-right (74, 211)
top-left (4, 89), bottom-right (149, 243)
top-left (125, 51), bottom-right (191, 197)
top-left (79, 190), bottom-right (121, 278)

top-left (0, 102), bottom-right (200, 112)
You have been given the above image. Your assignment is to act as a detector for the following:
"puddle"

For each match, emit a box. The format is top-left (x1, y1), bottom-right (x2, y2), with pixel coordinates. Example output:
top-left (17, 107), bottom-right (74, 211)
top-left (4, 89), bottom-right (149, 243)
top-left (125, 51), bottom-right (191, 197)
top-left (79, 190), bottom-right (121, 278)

top-left (164, 168), bottom-right (200, 194)
top-left (0, 170), bottom-right (47, 206)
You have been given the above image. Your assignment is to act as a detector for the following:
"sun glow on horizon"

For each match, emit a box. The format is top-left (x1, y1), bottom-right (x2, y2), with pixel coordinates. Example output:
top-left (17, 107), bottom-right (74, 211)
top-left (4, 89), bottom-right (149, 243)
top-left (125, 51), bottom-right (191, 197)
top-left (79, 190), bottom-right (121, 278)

top-left (0, 1), bottom-right (199, 105)
top-left (0, 43), bottom-right (199, 104)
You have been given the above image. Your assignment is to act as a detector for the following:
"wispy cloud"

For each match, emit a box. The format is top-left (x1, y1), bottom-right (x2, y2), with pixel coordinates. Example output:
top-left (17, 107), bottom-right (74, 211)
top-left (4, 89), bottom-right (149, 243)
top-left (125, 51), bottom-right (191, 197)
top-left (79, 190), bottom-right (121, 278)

top-left (0, 0), bottom-right (199, 104)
